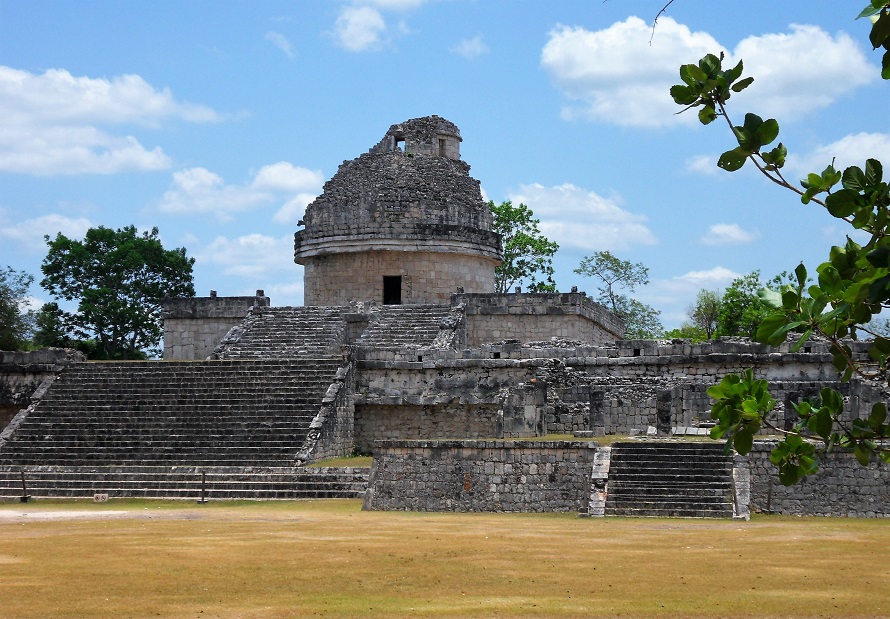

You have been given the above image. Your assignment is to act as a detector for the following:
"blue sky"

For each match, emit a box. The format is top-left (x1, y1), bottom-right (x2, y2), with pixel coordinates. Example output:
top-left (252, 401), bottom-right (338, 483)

top-left (1, 1), bottom-right (888, 330)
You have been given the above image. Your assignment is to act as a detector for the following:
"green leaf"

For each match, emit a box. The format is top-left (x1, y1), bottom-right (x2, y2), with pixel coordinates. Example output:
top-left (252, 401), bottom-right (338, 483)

top-left (866, 244), bottom-right (890, 268)
top-left (717, 147), bottom-right (748, 172)
top-left (854, 444), bottom-right (872, 466)
top-left (843, 166), bottom-right (867, 192)
top-left (680, 63), bottom-right (707, 86)
top-left (825, 189), bottom-right (862, 218)
top-left (670, 84), bottom-right (697, 106)
top-left (734, 429), bottom-right (754, 455)
top-left (755, 118), bottom-right (780, 146)
top-left (857, 3), bottom-right (883, 19)
top-left (725, 59), bottom-right (744, 82)
top-left (870, 11), bottom-right (890, 49)
top-left (733, 126), bottom-right (757, 152)
top-left (758, 287), bottom-right (783, 308)
top-left (869, 402), bottom-right (887, 429)
top-left (756, 312), bottom-right (792, 346)
top-left (778, 462), bottom-right (801, 486)
top-left (865, 158), bottom-right (884, 186)
top-left (730, 76), bottom-right (754, 92)
top-left (699, 53), bottom-right (721, 77)
top-left (791, 329), bottom-right (812, 352)
top-left (698, 105), bottom-right (717, 125)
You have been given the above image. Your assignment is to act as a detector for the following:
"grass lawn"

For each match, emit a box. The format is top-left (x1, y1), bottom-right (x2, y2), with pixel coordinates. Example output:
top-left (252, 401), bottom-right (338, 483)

top-left (0, 499), bottom-right (887, 618)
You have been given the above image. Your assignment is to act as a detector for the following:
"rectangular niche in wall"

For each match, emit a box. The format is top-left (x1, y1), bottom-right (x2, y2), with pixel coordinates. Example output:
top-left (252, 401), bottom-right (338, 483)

top-left (383, 275), bottom-right (402, 305)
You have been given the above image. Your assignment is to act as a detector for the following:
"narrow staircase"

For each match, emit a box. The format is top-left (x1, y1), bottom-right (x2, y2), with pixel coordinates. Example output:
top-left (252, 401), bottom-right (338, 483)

top-left (212, 306), bottom-right (349, 358)
top-left (355, 304), bottom-right (452, 349)
top-left (604, 441), bottom-right (734, 518)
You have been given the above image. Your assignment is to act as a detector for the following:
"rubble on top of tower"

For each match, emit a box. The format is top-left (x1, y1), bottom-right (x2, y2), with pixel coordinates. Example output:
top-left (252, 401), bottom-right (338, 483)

top-left (368, 115), bottom-right (461, 159)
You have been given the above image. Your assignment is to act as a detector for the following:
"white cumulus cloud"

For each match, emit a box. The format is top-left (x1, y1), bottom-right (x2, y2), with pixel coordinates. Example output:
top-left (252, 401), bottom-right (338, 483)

top-left (157, 162), bottom-right (323, 222)
top-left (733, 25), bottom-right (873, 120)
top-left (0, 211), bottom-right (93, 251)
top-left (193, 233), bottom-right (298, 279)
top-left (334, 6), bottom-right (387, 52)
top-left (0, 65), bottom-right (220, 175)
top-left (673, 266), bottom-right (741, 287)
top-left (451, 35), bottom-right (489, 60)
top-left (331, 0), bottom-right (431, 52)
top-left (788, 132), bottom-right (890, 176)
top-left (507, 183), bottom-right (657, 251)
top-left (541, 17), bottom-right (875, 128)
top-left (700, 223), bottom-right (760, 246)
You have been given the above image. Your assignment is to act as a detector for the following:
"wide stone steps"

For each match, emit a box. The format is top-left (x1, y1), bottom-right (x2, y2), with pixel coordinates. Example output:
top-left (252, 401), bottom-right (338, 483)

top-left (0, 465), bottom-right (370, 500)
top-left (0, 358), bottom-right (342, 468)
top-left (604, 441), bottom-right (735, 518)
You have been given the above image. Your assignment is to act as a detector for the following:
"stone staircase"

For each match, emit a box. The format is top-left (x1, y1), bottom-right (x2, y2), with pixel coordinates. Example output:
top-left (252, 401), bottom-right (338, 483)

top-left (0, 358), bottom-right (373, 500)
top-left (212, 306), bottom-right (349, 358)
top-left (0, 359), bottom-right (340, 468)
top-left (356, 304), bottom-right (452, 348)
top-left (604, 441), bottom-right (735, 518)
top-left (0, 465), bottom-right (369, 500)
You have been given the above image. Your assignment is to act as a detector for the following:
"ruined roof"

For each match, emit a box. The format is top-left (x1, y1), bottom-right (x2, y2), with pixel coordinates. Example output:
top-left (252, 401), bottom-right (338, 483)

top-left (368, 115), bottom-right (461, 155)
top-left (294, 116), bottom-right (501, 263)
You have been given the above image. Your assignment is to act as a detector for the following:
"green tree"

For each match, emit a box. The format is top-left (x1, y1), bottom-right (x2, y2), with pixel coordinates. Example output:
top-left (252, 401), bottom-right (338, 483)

top-left (690, 289), bottom-right (722, 339)
top-left (670, 2), bottom-right (890, 482)
top-left (575, 250), bottom-right (663, 338)
top-left (489, 200), bottom-right (559, 293)
top-left (664, 323), bottom-right (708, 342)
top-left (31, 302), bottom-right (80, 349)
top-left (0, 266), bottom-right (35, 351)
top-left (40, 225), bottom-right (195, 359)
top-left (715, 272), bottom-right (769, 338)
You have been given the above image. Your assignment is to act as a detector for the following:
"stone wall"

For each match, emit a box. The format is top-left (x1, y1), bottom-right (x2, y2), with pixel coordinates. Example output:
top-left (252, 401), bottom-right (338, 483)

top-left (363, 439), bottom-right (888, 516)
top-left (302, 250), bottom-right (497, 306)
top-left (457, 292), bottom-right (624, 346)
top-left (363, 440), bottom-right (598, 512)
top-left (354, 404), bottom-right (500, 454)
top-left (747, 442), bottom-right (889, 517)
top-left (354, 338), bottom-right (869, 438)
top-left (297, 360), bottom-right (357, 464)
top-left (0, 349), bottom-right (83, 431)
top-left (162, 293), bottom-right (270, 360)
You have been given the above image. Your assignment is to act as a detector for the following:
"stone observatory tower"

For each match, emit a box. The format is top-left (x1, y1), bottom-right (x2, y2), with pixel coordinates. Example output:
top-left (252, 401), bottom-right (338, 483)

top-left (294, 115), bottom-right (503, 306)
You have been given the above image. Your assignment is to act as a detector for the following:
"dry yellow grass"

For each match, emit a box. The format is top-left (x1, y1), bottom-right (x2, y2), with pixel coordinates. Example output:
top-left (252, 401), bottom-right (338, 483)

top-left (0, 499), bottom-right (887, 618)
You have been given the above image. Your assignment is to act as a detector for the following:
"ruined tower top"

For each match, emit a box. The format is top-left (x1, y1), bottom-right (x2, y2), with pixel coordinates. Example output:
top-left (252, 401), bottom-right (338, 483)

top-left (368, 115), bottom-right (462, 160)
top-left (294, 115), bottom-right (502, 306)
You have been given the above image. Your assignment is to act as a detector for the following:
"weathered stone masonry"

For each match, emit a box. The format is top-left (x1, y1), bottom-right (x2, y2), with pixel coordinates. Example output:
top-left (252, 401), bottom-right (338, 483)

top-left (363, 440), bottom-right (597, 513)
top-left (163, 291), bottom-right (270, 360)
top-left (294, 115), bottom-right (502, 306)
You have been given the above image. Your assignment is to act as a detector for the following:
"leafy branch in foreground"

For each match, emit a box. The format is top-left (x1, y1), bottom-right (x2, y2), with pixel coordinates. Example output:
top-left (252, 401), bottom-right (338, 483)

top-left (671, 2), bottom-right (890, 483)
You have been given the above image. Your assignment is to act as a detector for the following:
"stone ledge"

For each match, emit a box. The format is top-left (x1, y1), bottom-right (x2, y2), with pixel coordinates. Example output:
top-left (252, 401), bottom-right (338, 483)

top-left (372, 439), bottom-right (598, 449)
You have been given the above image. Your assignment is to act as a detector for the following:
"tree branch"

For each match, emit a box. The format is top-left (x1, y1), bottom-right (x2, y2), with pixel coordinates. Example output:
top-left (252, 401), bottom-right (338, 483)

top-left (650, 0), bottom-right (676, 44)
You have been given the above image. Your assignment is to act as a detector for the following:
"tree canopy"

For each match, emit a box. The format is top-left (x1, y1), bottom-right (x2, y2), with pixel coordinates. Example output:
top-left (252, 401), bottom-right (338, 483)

top-left (715, 272), bottom-right (770, 339)
top-left (575, 251), bottom-right (663, 338)
top-left (689, 289), bottom-right (722, 339)
top-left (670, 2), bottom-right (890, 481)
top-left (489, 200), bottom-right (559, 294)
top-left (40, 225), bottom-right (195, 359)
top-left (0, 266), bottom-right (35, 351)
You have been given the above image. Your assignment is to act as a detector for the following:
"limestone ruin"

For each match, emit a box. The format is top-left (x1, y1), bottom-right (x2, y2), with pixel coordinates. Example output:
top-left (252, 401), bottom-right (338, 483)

top-left (1, 116), bottom-right (887, 517)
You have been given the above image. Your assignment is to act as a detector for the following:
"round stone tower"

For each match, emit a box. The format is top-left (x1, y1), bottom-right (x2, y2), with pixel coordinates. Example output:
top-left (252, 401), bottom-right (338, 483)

top-left (294, 115), bottom-right (503, 306)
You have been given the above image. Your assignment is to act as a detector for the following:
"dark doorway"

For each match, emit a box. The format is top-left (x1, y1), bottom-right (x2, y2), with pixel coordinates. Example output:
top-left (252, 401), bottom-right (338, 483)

top-left (383, 276), bottom-right (402, 305)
